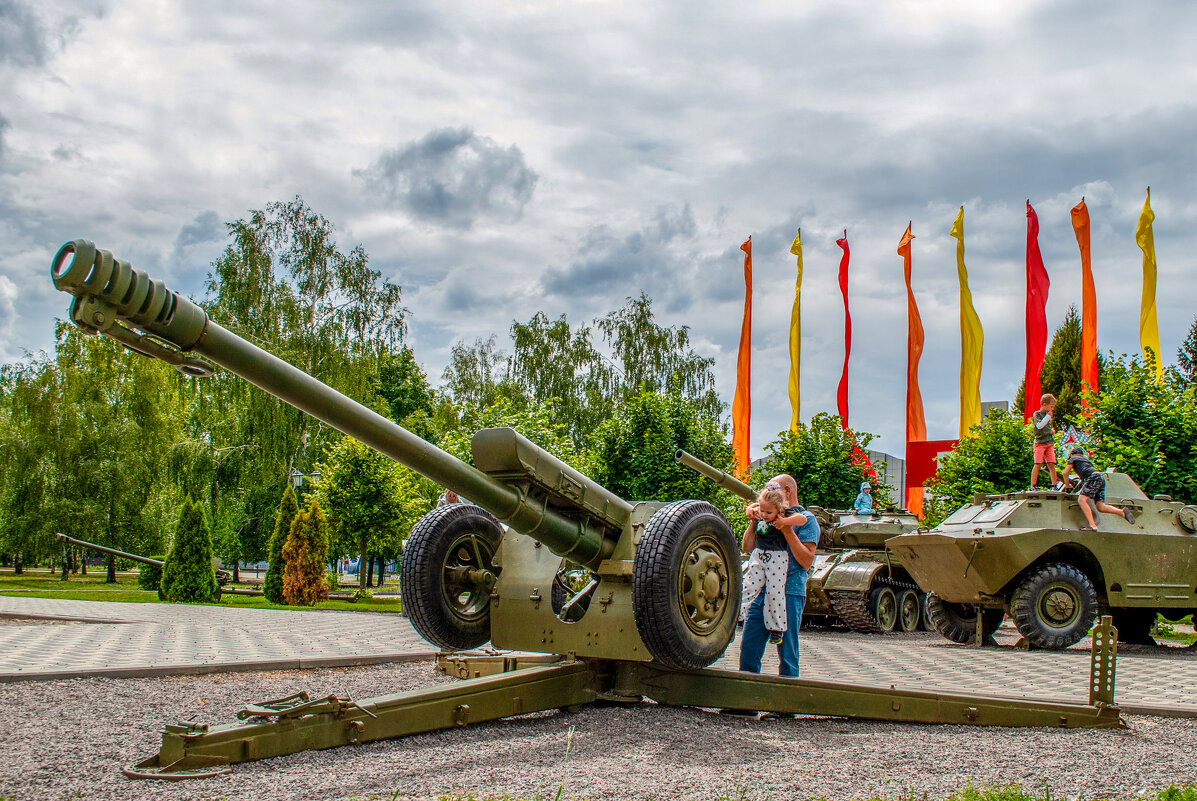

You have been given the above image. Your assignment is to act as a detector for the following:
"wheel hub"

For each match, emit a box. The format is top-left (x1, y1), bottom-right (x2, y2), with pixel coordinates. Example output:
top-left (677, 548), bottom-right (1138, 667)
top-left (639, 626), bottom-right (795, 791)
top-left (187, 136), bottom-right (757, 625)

top-left (1038, 584), bottom-right (1079, 628)
top-left (441, 533), bottom-right (496, 621)
top-left (680, 539), bottom-right (730, 633)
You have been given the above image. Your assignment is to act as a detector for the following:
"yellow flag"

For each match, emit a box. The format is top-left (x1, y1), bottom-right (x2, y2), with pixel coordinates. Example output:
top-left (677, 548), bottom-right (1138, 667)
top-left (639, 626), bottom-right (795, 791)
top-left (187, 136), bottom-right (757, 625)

top-left (949, 207), bottom-right (983, 438)
top-left (1135, 187), bottom-right (1163, 382)
top-left (787, 229), bottom-right (803, 429)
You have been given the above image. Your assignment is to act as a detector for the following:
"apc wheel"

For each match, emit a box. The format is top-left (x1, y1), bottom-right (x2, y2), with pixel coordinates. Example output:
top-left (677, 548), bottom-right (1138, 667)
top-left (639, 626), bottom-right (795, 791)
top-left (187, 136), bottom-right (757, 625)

top-left (632, 500), bottom-right (740, 669)
top-left (1111, 607), bottom-right (1157, 645)
top-left (897, 589), bottom-right (921, 633)
top-left (401, 503), bottom-right (503, 650)
top-left (870, 586), bottom-right (899, 632)
top-left (1011, 563), bottom-right (1098, 649)
top-left (925, 593), bottom-right (1005, 644)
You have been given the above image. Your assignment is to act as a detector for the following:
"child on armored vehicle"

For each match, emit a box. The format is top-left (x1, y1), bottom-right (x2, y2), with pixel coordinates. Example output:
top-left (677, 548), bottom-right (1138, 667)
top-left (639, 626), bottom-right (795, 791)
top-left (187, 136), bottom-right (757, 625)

top-left (852, 481), bottom-right (876, 515)
top-left (740, 487), bottom-right (797, 645)
top-left (1061, 447), bottom-right (1135, 530)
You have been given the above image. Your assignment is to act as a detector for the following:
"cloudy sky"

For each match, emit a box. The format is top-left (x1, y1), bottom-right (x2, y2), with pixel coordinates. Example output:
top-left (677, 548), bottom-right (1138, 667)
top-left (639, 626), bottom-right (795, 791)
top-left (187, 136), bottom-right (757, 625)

top-left (2, 0), bottom-right (1195, 458)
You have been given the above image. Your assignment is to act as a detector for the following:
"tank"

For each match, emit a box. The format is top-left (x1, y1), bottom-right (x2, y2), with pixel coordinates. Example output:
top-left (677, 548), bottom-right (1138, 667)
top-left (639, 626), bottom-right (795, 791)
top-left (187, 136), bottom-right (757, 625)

top-left (50, 240), bottom-right (742, 670)
top-left (888, 476), bottom-right (1197, 648)
top-left (675, 450), bottom-right (927, 633)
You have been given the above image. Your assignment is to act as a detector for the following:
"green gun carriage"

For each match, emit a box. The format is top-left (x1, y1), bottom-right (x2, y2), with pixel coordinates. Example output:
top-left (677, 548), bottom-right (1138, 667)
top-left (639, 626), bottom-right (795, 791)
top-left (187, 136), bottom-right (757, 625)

top-left (48, 240), bottom-right (1126, 779)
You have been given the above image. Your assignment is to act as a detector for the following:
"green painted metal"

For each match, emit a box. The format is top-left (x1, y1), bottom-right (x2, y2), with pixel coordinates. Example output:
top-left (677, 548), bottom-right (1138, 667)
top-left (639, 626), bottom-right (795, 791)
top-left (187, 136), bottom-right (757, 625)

top-left (126, 642), bottom-right (1124, 778)
top-left (51, 240), bottom-right (615, 570)
top-left (674, 449), bottom-right (755, 501)
top-left (54, 532), bottom-right (164, 568)
top-left (889, 484), bottom-right (1197, 634)
top-left (1090, 616), bottom-right (1117, 706)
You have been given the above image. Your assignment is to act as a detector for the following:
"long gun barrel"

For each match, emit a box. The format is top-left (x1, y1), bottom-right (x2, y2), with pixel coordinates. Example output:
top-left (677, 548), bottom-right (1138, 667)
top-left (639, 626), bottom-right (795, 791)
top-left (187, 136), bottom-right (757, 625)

top-left (55, 533), bottom-right (164, 567)
top-left (50, 241), bottom-right (620, 569)
top-left (674, 449), bottom-right (756, 502)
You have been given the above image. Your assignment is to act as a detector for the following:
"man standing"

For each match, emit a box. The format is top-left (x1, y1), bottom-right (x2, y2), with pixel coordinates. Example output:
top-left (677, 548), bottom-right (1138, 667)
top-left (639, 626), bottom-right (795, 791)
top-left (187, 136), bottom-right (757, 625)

top-left (738, 474), bottom-right (819, 682)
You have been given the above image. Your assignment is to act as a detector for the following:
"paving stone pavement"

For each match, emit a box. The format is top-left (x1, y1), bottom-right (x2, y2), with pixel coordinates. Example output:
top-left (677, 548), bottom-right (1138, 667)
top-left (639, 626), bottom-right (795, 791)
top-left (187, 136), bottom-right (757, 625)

top-left (1, 596), bottom-right (1194, 716)
top-left (0, 596), bottom-right (433, 680)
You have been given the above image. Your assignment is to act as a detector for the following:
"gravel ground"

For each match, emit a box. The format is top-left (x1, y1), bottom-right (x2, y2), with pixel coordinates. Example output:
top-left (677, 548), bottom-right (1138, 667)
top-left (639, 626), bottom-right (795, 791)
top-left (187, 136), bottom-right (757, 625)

top-left (1, 659), bottom-right (1195, 801)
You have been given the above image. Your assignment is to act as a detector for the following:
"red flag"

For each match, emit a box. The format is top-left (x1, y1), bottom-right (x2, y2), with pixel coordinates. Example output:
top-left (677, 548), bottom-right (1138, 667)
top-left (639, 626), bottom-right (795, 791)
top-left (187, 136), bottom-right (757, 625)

top-left (898, 223), bottom-right (926, 515)
top-left (1070, 199), bottom-right (1099, 408)
top-left (835, 231), bottom-right (851, 430)
top-left (732, 237), bottom-right (752, 478)
top-left (1023, 201), bottom-right (1050, 422)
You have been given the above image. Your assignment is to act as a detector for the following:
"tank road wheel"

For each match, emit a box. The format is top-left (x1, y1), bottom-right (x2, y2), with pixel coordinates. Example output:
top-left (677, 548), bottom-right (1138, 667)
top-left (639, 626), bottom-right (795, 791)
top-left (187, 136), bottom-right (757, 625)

top-left (1110, 607), bottom-right (1157, 646)
top-left (1011, 563), bottom-right (1098, 650)
top-left (632, 500), bottom-right (740, 669)
top-left (401, 503), bottom-right (503, 651)
top-left (897, 589), bottom-right (921, 633)
top-left (925, 593), bottom-right (1005, 644)
top-left (870, 586), bottom-right (899, 633)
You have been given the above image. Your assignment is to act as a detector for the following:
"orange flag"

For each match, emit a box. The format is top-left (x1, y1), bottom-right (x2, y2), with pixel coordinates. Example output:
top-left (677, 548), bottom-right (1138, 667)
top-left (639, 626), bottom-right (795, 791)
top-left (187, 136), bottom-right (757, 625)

top-left (898, 224), bottom-right (926, 515)
top-left (732, 237), bottom-right (752, 478)
top-left (1070, 199), bottom-right (1099, 406)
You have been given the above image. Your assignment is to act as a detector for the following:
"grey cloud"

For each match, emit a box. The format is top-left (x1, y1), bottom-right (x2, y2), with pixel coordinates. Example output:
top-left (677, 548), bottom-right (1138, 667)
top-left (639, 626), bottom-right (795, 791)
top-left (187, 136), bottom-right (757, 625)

top-left (0, 0), bottom-right (46, 67)
top-left (0, 114), bottom-right (8, 161)
top-left (541, 204), bottom-right (697, 298)
top-left (357, 128), bottom-right (537, 230)
top-left (0, 274), bottom-right (16, 339)
top-left (174, 210), bottom-right (223, 251)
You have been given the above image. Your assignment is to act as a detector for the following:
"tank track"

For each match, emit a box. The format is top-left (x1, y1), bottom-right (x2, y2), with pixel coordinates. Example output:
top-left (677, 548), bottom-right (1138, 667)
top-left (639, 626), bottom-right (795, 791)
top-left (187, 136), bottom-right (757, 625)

top-left (827, 590), bottom-right (882, 634)
top-left (827, 577), bottom-right (923, 634)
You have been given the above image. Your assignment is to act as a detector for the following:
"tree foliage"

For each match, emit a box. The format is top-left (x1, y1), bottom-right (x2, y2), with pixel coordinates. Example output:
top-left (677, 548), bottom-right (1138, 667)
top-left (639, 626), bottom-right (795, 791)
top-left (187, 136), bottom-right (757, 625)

top-left (282, 500), bottom-right (331, 606)
top-left (0, 325), bottom-right (180, 573)
top-left (1178, 316), bottom-right (1197, 385)
top-left (1014, 306), bottom-right (1102, 430)
top-left (589, 390), bottom-right (743, 529)
top-left (758, 413), bottom-right (891, 511)
top-left (161, 498), bottom-right (219, 603)
top-left (1085, 355), bottom-right (1197, 504)
top-left (187, 196), bottom-right (409, 563)
top-left (263, 485), bottom-right (299, 604)
top-left (922, 410), bottom-right (1033, 527)
top-left (314, 437), bottom-right (430, 589)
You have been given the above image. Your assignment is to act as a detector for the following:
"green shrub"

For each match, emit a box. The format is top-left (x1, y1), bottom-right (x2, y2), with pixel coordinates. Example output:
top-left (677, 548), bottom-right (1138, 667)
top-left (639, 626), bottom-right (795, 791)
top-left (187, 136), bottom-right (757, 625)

top-left (161, 499), bottom-right (219, 603)
top-left (264, 485), bottom-right (299, 604)
top-left (282, 500), bottom-right (330, 606)
top-left (136, 557), bottom-right (166, 592)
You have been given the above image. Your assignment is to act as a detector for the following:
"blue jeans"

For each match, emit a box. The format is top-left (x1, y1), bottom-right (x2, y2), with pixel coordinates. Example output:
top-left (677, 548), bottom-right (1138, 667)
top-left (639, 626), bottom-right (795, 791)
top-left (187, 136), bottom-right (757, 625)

top-left (739, 590), bottom-right (807, 677)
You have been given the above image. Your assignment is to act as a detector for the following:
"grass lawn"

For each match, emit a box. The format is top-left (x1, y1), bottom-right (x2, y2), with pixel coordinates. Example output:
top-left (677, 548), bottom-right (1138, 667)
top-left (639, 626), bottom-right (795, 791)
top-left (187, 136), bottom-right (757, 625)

top-left (0, 570), bottom-right (403, 614)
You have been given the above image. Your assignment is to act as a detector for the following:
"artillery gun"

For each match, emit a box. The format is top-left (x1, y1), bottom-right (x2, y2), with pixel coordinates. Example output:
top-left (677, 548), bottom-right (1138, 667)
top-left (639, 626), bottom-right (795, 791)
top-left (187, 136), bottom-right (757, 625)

top-left (53, 532), bottom-right (233, 599)
top-left (888, 477), bottom-right (1197, 649)
top-left (675, 451), bottom-right (926, 633)
top-left (49, 240), bottom-right (1125, 779)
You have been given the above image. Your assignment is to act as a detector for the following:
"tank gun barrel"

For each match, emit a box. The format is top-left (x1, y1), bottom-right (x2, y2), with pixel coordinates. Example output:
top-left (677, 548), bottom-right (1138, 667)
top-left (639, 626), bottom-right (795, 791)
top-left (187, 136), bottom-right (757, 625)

top-left (674, 449), bottom-right (756, 502)
top-left (54, 533), bottom-right (164, 567)
top-left (50, 240), bottom-right (618, 569)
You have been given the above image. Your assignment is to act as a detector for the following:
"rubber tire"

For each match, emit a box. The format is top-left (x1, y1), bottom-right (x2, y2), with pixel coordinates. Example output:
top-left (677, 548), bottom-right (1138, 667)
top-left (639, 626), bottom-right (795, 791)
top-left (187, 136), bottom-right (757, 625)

top-left (925, 592), bottom-right (1005, 644)
top-left (870, 586), bottom-right (899, 633)
top-left (1010, 562), bottom-right (1098, 650)
top-left (897, 589), bottom-right (921, 633)
top-left (632, 500), bottom-right (740, 669)
top-left (401, 503), bottom-right (503, 651)
top-left (1111, 607), bottom-right (1157, 645)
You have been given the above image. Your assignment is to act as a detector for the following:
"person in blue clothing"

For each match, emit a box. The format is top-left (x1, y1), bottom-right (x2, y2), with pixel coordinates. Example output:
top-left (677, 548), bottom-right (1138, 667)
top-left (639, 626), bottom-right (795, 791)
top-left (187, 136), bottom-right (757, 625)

top-left (852, 481), bottom-right (875, 514)
top-left (738, 487), bottom-right (797, 645)
top-left (738, 473), bottom-right (819, 694)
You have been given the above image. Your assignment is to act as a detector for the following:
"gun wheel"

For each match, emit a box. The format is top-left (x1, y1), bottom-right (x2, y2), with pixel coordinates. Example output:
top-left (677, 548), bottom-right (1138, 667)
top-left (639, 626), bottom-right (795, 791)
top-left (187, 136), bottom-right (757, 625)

top-left (401, 503), bottom-right (503, 650)
top-left (632, 500), bottom-right (740, 669)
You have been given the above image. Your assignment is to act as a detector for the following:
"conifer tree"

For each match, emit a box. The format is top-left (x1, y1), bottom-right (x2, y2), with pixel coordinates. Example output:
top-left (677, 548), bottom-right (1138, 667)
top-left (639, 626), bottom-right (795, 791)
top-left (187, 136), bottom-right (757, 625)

top-left (282, 500), bottom-right (330, 606)
top-left (160, 498), bottom-right (219, 603)
top-left (263, 485), bottom-right (299, 604)
top-left (1178, 316), bottom-right (1197, 385)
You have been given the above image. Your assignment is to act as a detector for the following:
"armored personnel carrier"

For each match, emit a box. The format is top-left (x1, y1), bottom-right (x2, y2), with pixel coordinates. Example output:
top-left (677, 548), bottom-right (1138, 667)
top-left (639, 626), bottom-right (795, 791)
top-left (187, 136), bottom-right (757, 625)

top-left (889, 474), bottom-right (1197, 648)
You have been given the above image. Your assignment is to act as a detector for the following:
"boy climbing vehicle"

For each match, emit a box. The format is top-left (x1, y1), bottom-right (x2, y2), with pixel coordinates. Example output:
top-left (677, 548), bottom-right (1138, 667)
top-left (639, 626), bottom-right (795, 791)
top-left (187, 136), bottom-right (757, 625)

top-left (1030, 393), bottom-right (1059, 490)
top-left (1061, 447), bottom-right (1136, 530)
